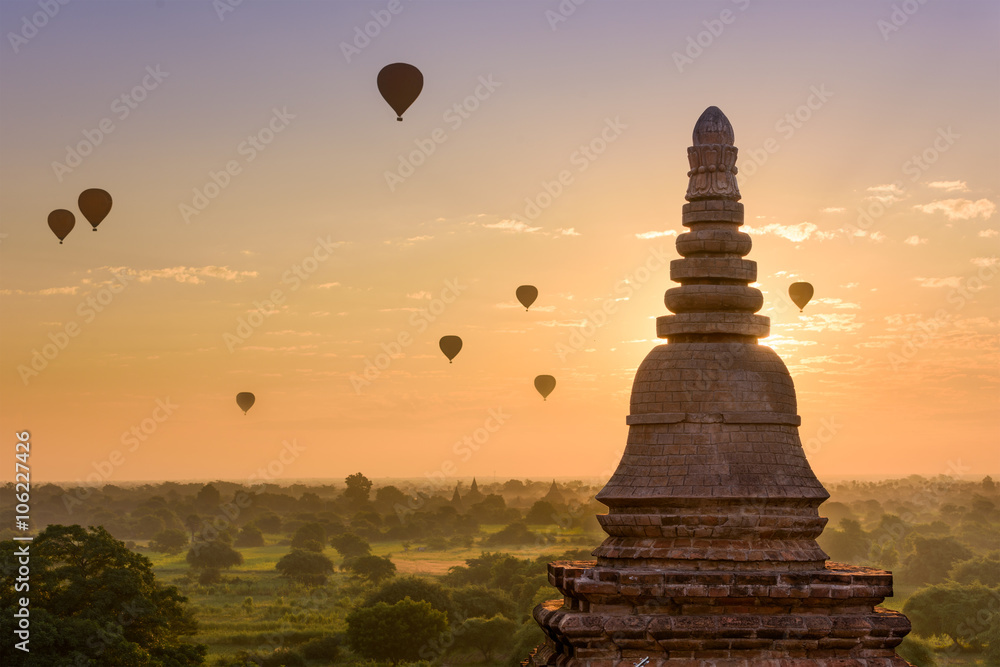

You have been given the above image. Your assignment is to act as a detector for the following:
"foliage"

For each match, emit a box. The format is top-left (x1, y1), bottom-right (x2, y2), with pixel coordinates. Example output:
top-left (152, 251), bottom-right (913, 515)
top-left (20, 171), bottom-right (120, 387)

top-left (451, 585), bottom-right (517, 620)
top-left (950, 552), bottom-right (1000, 586)
top-left (896, 636), bottom-right (937, 667)
top-left (343, 472), bottom-right (373, 504)
top-left (298, 635), bottom-right (340, 661)
top-left (900, 536), bottom-right (973, 586)
top-left (235, 525), bottom-right (265, 547)
top-left (187, 540), bottom-right (244, 571)
top-left (0, 524), bottom-right (205, 666)
top-left (330, 531), bottom-right (371, 559)
top-left (346, 598), bottom-right (448, 666)
top-left (365, 576), bottom-right (453, 618)
top-left (484, 521), bottom-right (537, 546)
top-left (505, 620), bottom-right (546, 667)
top-left (275, 549), bottom-right (334, 586)
top-left (289, 522), bottom-right (326, 551)
top-left (526, 500), bottom-right (559, 524)
top-left (344, 554), bottom-right (397, 584)
top-left (903, 583), bottom-right (999, 646)
top-left (450, 614), bottom-right (518, 660)
top-left (150, 527), bottom-right (189, 554)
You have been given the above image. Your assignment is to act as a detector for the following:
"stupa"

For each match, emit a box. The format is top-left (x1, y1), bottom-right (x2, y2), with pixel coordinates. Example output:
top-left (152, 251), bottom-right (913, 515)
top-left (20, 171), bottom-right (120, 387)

top-left (530, 107), bottom-right (911, 666)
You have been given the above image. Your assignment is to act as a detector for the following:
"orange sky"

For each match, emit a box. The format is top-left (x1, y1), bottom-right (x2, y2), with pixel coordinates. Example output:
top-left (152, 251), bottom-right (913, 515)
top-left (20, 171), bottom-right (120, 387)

top-left (1, 1), bottom-right (997, 486)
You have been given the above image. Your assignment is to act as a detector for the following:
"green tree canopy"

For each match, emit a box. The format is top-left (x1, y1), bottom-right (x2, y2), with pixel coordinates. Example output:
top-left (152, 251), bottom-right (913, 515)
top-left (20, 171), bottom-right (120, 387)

top-left (186, 540), bottom-right (243, 571)
top-left (275, 549), bottom-right (334, 586)
top-left (150, 527), bottom-right (189, 554)
top-left (451, 585), bottom-right (517, 620)
top-left (450, 615), bottom-right (518, 661)
top-left (0, 524), bottom-right (205, 666)
top-left (950, 552), bottom-right (1000, 586)
top-left (900, 535), bottom-right (973, 586)
top-left (330, 531), bottom-right (371, 559)
top-left (364, 576), bottom-right (453, 619)
top-left (903, 583), bottom-right (999, 647)
top-left (346, 598), bottom-right (447, 666)
top-left (343, 472), bottom-right (373, 504)
top-left (290, 522), bottom-right (326, 551)
top-left (345, 554), bottom-right (397, 584)
top-left (234, 524), bottom-right (265, 547)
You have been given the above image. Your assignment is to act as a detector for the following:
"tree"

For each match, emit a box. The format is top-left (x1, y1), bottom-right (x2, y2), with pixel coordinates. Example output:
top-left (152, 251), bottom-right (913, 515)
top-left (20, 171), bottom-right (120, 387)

top-left (950, 552), bottom-right (1000, 586)
top-left (330, 531), bottom-right (371, 559)
top-left (374, 485), bottom-right (408, 512)
top-left (451, 615), bottom-right (518, 661)
top-left (451, 585), bottom-right (517, 620)
top-left (485, 521), bottom-right (537, 546)
top-left (903, 583), bottom-right (998, 647)
top-left (186, 540), bottom-right (243, 572)
top-left (346, 598), bottom-right (448, 666)
top-left (345, 554), bottom-right (396, 584)
top-left (900, 535), bottom-right (973, 585)
top-left (895, 636), bottom-right (937, 667)
top-left (150, 528), bottom-right (189, 554)
top-left (275, 549), bottom-right (334, 586)
top-left (365, 576), bottom-right (453, 618)
top-left (526, 500), bottom-right (559, 525)
top-left (817, 518), bottom-right (870, 564)
top-left (343, 472), bottom-right (373, 504)
top-left (195, 483), bottom-right (221, 509)
top-left (0, 524), bottom-right (206, 666)
top-left (290, 522), bottom-right (326, 551)
top-left (235, 525), bottom-right (265, 547)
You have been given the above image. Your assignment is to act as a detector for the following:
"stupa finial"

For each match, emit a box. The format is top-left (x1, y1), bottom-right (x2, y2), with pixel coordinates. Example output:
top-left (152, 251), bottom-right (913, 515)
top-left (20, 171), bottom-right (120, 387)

top-left (686, 106), bottom-right (740, 201)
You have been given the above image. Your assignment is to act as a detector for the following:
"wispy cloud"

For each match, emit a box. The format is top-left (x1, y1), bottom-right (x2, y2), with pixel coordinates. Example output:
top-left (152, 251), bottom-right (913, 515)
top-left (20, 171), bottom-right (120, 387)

top-left (0, 286), bottom-right (80, 296)
top-left (927, 180), bottom-right (969, 192)
top-left (482, 219), bottom-right (542, 233)
top-left (913, 198), bottom-right (996, 220)
top-left (315, 282), bottom-right (341, 289)
top-left (812, 298), bottom-right (861, 310)
top-left (903, 235), bottom-right (928, 246)
top-left (556, 227), bottom-right (581, 236)
top-left (745, 222), bottom-right (838, 242)
top-left (821, 207), bottom-right (846, 213)
top-left (971, 257), bottom-right (999, 268)
top-left (866, 183), bottom-right (904, 204)
top-left (130, 266), bottom-right (258, 284)
top-left (635, 229), bottom-right (678, 240)
top-left (915, 276), bottom-right (962, 288)
top-left (980, 229), bottom-right (999, 238)
top-left (407, 291), bottom-right (432, 300)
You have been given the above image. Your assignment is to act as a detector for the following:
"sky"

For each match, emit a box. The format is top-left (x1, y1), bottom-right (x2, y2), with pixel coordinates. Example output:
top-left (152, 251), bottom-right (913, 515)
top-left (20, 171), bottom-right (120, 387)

top-left (1, 0), bottom-right (997, 488)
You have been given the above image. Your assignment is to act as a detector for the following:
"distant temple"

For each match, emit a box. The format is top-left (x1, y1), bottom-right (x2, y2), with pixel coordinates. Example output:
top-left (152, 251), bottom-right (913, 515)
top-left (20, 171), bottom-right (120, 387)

top-left (542, 480), bottom-right (565, 506)
top-left (465, 477), bottom-right (484, 505)
top-left (451, 483), bottom-right (464, 511)
top-left (528, 108), bottom-right (912, 665)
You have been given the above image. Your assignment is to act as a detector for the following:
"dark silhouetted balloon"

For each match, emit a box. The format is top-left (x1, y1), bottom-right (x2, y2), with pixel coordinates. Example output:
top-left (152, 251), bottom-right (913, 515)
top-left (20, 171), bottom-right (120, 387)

top-left (439, 335), bottom-right (462, 363)
top-left (377, 63), bottom-right (423, 121)
top-left (516, 285), bottom-right (538, 311)
top-left (236, 392), bottom-right (255, 415)
top-left (48, 209), bottom-right (75, 244)
top-left (788, 282), bottom-right (814, 312)
top-left (534, 375), bottom-right (556, 401)
top-left (78, 188), bottom-right (112, 231)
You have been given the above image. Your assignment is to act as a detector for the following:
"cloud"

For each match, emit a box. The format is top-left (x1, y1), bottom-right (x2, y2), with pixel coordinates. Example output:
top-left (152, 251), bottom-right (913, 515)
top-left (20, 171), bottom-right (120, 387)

top-left (821, 207), bottom-right (846, 213)
top-left (315, 282), bottom-right (341, 289)
top-left (927, 180), bottom-right (969, 192)
top-left (497, 301), bottom-right (555, 311)
top-left (971, 257), bottom-right (999, 268)
top-left (745, 222), bottom-right (838, 242)
top-left (482, 219), bottom-right (542, 233)
top-left (979, 229), bottom-right (999, 238)
top-left (556, 227), bottom-right (581, 236)
top-left (903, 235), bottom-right (928, 246)
top-left (130, 266), bottom-right (258, 284)
top-left (915, 276), bottom-right (962, 288)
top-left (407, 291), bottom-right (432, 300)
top-left (407, 235), bottom-right (433, 242)
top-left (0, 285), bottom-right (81, 296)
top-left (812, 298), bottom-right (861, 310)
top-left (781, 313), bottom-right (864, 333)
top-left (913, 198), bottom-right (996, 220)
top-left (635, 230), bottom-right (678, 240)
top-left (866, 183), bottom-right (904, 204)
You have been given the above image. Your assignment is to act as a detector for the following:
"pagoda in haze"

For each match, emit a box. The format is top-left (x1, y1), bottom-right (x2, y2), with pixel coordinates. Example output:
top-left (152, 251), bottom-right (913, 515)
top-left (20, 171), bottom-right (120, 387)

top-left (529, 107), bottom-right (912, 666)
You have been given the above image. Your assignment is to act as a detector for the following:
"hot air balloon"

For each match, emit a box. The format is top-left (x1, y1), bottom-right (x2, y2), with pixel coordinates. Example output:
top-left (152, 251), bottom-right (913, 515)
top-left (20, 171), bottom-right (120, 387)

top-left (516, 285), bottom-right (538, 311)
top-left (439, 335), bottom-right (462, 363)
top-left (236, 392), bottom-right (255, 415)
top-left (788, 282), bottom-right (814, 312)
top-left (78, 188), bottom-right (112, 231)
top-left (48, 209), bottom-right (75, 244)
top-left (534, 375), bottom-right (556, 401)
top-left (377, 63), bottom-right (423, 121)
